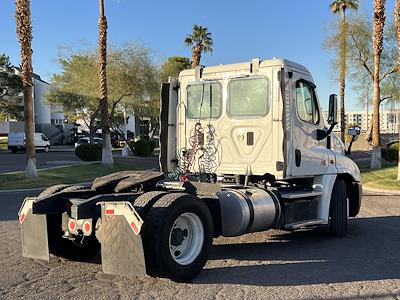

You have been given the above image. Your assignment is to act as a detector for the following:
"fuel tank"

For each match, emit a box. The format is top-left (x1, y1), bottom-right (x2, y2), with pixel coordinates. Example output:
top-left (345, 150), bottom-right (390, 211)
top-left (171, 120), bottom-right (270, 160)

top-left (217, 188), bottom-right (281, 237)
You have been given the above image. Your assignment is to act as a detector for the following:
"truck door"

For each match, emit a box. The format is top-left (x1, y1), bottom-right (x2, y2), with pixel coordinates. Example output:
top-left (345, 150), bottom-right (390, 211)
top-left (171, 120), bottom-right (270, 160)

top-left (289, 70), bottom-right (329, 177)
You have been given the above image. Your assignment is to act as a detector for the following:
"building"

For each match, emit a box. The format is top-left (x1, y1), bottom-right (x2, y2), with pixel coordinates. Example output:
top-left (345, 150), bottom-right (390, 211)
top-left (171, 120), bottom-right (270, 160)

top-left (12, 68), bottom-right (65, 124)
top-left (0, 68), bottom-right (70, 144)
top-left (322, 110), bottom-right (399, 134)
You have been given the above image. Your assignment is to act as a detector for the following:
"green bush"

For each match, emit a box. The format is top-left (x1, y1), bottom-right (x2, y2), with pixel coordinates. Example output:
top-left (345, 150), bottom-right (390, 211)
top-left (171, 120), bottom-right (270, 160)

top-left (130, 138), bottom-right (155, 157)
top-left (75, 144), bottom-right (102, 161)
top-left (382, 142), bottom-right (399, 163)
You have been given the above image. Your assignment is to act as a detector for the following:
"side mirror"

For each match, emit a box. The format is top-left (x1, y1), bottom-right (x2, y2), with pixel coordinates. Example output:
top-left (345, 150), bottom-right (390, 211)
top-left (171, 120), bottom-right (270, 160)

top-left (348, 126), bottom-right (361, 136)
top-left (328, 94), bottom-right (338, 125)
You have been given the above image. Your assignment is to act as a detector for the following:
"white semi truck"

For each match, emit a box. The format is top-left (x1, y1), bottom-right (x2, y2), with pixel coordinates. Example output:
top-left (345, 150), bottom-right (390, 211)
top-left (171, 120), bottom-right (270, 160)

top-left (19, 58), bottom-right (362, 282)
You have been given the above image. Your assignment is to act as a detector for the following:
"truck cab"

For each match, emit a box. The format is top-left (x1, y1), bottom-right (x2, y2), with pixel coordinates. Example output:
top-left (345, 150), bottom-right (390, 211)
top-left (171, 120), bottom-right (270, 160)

top-left (163, 58), bottom-right (360, 192)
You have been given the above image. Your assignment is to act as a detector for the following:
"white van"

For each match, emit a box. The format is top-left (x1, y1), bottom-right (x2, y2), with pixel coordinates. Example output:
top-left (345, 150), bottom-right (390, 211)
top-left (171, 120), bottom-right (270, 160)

top-left (8, 132), bottom-right (50, 153)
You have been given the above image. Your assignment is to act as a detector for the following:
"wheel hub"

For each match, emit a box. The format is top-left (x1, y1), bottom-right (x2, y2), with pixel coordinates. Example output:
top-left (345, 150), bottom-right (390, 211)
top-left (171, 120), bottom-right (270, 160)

top-left (168, 212), bottom-right (204, 265)
top-left (170, 228), bottom-right (188, 246)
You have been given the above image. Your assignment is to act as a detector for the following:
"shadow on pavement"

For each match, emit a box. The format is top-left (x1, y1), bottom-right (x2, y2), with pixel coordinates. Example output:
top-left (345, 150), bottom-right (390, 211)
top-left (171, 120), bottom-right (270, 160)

top-left (198, 216), bottom-right (400, 286)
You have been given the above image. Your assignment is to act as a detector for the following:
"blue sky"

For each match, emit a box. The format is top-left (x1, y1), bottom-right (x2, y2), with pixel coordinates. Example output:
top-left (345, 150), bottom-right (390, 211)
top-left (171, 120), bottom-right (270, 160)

top-left (0, 0), bottom-right (396, 111)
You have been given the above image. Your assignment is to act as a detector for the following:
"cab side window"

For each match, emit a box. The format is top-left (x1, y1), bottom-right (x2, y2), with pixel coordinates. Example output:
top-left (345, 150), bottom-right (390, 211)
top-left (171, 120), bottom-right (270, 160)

top-left (296, 81), bottom-right (320, 125)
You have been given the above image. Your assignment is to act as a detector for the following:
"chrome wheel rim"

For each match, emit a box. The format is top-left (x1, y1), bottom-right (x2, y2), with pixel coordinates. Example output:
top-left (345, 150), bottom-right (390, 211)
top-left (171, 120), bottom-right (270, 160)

top-left (169, 212), bottom-right (204, 265)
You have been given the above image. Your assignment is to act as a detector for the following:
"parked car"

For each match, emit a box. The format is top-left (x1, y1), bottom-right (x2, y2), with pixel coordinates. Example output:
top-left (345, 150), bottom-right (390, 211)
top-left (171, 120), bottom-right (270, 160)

top-left (74, 137), bottom-right (103, 148)
top-left (8, 132), bottom-right (50, 153)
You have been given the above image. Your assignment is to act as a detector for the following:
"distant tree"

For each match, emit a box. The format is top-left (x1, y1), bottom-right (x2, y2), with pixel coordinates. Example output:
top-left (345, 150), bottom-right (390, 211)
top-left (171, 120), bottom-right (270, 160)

top-left (46, 45), bottom-right (159, 141)
top-left (184, 25), bottom-right (213, 68)
top-left (330, 0), bottom-right (359, 143)
top-left (0, 53), bottom-right (23, 121)
top-left (0, 54), bottom-right (12, 69)
top-left (326, 15), bottom-right (399, 150)
top-left (344, 17), bottom-right (399, 106)
top-left (15, 0), bottom-right (37, 177)
top-left (160, 56), bottom-right (191, 82)
top-left (370, 0), bottom-right (386, 169)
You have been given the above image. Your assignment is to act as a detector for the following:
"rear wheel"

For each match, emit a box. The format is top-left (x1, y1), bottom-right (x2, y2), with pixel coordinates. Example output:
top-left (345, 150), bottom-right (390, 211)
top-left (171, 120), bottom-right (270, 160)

top-left (141, 193), bottom-right (213, 282)
top-left (132, 191), bottom-right (166, 218)
top-left (37, 184), bottom-right (70, 199)
top-left (329, 179), bottom-right (348, 237)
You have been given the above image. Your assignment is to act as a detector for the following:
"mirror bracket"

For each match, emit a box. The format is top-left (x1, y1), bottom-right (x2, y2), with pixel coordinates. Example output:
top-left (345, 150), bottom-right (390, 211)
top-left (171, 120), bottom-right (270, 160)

top-left (316, 122), bottom-right (338, 141)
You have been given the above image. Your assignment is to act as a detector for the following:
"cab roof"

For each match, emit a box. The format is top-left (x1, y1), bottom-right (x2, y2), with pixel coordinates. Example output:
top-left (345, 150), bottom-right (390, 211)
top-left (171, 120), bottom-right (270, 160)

top-left (179, 58), bottom-right (310, 78)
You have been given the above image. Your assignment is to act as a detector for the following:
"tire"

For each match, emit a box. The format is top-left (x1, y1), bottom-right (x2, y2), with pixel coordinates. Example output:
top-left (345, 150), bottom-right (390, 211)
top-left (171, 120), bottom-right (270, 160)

top-left (39, 184), bottom-right (100, 260)
top-left (11, 148), bottom-right (17, 154)
top-left (44, 145), bottom-right (50, 153)
top-left (329, 179), bottom-right (348, 237)
top-left (141, 193), bottom-right (213, 282)
top-left (132, 191), bottom-right (166, 218)
top-left (37, 184), bottom-right (70, 199)
top-left (59, 185), bottom-right (88, 193)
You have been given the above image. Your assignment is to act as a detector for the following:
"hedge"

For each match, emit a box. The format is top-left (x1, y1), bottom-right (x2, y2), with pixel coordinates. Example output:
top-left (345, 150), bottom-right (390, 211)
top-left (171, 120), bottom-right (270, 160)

top-left (382, 142), bottom-right (399, 163)
top-left (129, 138), bottom-right (155, 157)
top-left (75, 144), bottom-right (102, 161)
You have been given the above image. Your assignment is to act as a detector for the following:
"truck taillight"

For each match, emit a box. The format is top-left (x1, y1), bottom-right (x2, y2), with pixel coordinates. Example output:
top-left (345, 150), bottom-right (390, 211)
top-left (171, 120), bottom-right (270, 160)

top-left (83, 221), bottom-right (92, 235)
top-left (68, 219), bottom-right (77, 232)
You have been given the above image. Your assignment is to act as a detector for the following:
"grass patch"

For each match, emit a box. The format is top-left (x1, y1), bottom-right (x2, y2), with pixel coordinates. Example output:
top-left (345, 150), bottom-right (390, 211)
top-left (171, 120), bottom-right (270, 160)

top-left (0, 158), bottom-right (140, 190)
top-left (361, 165), bottom-right (400, 190)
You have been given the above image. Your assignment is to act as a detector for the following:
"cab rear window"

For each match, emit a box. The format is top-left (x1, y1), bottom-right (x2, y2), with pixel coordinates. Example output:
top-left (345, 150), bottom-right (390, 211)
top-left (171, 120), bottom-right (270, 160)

top-left (186, 82), bottom-right (222, 119)
top-left (228, 77), bottom-right (269, 117)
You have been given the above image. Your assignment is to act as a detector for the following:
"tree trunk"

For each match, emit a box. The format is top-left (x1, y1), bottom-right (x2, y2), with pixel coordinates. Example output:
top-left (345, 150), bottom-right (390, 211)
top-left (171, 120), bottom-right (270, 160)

top-left (398, 113), bottom-right (400, 180)
top-left (24, 84), bottom-right (37, 176)
top-left (191, 45), bottom-right (202, 68)
top-left (365, 123), bottom-right (373, 150)
top-left (339, 8), bottom-right (347, 143)
top-left (89, 124), bottom-right (95, 144)
top-left (15, 0), bottom-right (37, 177)
top-left (370, 0), bottom-right (386, 170)
top-left (371, 76), bottom-right (381, 170)
top-left (396, 0), bottom-right (400, 179)
top-left (98, 0), bottom-right (113, 166)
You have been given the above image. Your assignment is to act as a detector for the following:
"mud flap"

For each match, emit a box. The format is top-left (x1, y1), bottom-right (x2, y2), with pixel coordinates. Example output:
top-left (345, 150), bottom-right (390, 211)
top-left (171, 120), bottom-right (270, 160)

top-left (97, 202), bottom-right (146, 277)
top-left (19, 198), bottom-right (50, 261)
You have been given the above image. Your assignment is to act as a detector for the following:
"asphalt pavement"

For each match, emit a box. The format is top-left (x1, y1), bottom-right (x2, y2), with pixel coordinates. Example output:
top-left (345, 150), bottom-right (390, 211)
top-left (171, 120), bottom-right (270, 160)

top-left (0, 148), bottom-right (82, 174)
top-left (0, 147), bottom-right (129, 174)
top-left (0, 189), bottom-right (399, 299)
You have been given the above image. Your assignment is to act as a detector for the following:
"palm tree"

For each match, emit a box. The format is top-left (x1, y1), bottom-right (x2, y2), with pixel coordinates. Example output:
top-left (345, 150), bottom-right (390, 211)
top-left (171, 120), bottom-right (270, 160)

top-left (98, 0), bottom-right (113, 166)
top-left (15, 0), bottom-right (37, 177)
top-left (370, 0), bottom-right (386, 169)
top-left (395, 0), bottom-right (400, 179)
top-left (184, 25), bottom-right (213, 68)
top-left (330, 0), bottom-right (359, 143)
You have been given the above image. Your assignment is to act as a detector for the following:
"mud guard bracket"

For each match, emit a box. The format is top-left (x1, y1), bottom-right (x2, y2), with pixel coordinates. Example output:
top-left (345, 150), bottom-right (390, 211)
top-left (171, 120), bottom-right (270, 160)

top-left (19, 198), bottom-right (50, 261)
top-left (97, 202), bottom-right (146, 277)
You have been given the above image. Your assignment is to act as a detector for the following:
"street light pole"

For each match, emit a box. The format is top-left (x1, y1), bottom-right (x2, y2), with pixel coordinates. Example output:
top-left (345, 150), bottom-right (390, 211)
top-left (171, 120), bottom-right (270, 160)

top-left (121, 104), bottom-right (129, 156)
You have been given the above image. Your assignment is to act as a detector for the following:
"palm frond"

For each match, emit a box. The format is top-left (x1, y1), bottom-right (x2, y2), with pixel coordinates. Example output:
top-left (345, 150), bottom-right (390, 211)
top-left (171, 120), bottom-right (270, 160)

top-left (184, 36), bottom-right (194, 46)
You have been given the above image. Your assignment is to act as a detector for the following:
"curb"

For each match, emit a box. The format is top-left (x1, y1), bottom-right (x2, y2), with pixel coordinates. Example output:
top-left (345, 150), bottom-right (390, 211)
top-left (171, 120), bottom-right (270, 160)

top-left (0, 187), bottom-right (45, 193)
top-left (363, 186), bottom-right (400, 195)
top-left (0, 161), bottom-right (96, 175)
top-left (0, 181), bottom-right (92, 194)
